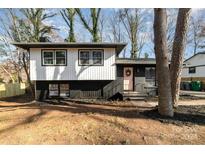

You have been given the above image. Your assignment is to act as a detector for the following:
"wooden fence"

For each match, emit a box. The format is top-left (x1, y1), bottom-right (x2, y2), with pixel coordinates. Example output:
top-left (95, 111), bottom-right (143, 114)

top-left (0, 83), bottom-right (26, 98)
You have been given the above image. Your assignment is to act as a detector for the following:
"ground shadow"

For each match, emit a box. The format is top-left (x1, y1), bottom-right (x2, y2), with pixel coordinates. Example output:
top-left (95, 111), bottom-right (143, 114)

top-left (0, 94), bottom-right (34, 103)
top-left (42, 99), bottom-right (205, 126)
top-left (141, 106), bottom-right (205, 126)
top-left (0, 106), bottom-right (46, 134)
top-left (1, 97), bottom-right (205, 128)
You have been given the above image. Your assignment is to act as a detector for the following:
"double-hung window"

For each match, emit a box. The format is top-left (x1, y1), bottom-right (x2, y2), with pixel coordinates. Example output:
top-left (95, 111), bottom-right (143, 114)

top-left (79, 49), bottom-right (103, 65)
top-left (42, 50), bottom-right (66, 66)
top-left (43, 51), bottom-right (54, 65)
top-left (79, 51), bottom-right (90, 65)
top-left (55, 50), bottom-right (66, 65)
top-left (93, 51), bottom-right (103, 65)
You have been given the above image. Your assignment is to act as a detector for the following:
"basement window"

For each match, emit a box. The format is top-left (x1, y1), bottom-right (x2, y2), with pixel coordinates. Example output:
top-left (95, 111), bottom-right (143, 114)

top-left (189, 67), bottom-right (196, 74)
top-left (49, 84), bottom-right (59, 96)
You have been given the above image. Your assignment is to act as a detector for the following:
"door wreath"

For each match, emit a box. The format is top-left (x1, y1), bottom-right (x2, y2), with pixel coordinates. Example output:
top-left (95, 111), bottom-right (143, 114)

top-left (125, 69), bottom-right (131, 76)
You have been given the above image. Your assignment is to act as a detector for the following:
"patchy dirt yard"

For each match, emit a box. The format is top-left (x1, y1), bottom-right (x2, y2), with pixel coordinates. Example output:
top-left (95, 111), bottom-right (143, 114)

top-left (0, 95), bottom-right (204, 144)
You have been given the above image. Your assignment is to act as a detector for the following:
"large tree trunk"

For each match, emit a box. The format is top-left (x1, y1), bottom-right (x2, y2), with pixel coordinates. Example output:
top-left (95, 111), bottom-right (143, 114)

top-left (154, 8), bottom-right (174, 117)
top-left (170, 9), bottom-right (191, 107)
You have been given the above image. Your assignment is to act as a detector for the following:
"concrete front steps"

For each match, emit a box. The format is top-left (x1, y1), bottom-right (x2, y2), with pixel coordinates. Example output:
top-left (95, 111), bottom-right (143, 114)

top-left (122, 91), bottom-right (148, 101)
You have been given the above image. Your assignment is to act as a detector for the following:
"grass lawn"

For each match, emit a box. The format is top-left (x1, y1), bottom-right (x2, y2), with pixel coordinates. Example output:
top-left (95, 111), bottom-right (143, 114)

top-left (0, 95), bottom-right (204, 144)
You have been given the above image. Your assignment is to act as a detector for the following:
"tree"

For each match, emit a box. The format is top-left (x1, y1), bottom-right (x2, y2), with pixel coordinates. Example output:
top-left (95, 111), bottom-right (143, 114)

top-left (0, 9), bottom-right (26, 83)
top-left (166, 9), bottom-right (178, 56)
top-left (0, 9), bottom-right (57, 97)
top-left (119, 9), bottom-right (145, 58)
top-left (75, 8), bottom-right (101, 42)
top-left (108, 10), bottom-right (123, 43)
top-left (60, 9), bottom-right (76, 42)
top-left (153, 8), bottom-right (174, 117)
top-left (170, 9), bottom-right (191, 106)
top-left (20, 8), bottom-right (57, 42)
top-left (188, 10), bottom-right (205, 54)
top-left (107, 10), bottom-right (127, 57)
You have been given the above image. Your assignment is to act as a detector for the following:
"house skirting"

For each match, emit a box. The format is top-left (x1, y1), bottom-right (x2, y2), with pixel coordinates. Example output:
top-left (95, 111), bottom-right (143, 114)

top-left (34, 80), bottom-right (112, 100)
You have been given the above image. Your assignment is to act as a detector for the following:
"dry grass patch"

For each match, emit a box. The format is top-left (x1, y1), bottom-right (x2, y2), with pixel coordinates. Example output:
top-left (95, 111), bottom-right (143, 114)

top-left (0, 97), bottom-right (204, 144)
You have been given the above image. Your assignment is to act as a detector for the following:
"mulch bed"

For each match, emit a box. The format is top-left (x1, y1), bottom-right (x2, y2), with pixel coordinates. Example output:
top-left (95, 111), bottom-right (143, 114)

top-left (141, 105), bottom-right (205, 126)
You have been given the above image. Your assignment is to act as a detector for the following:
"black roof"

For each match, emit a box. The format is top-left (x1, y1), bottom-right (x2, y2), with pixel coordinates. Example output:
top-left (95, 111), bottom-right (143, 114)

top-left (12, 42), bottom-right (127, 54)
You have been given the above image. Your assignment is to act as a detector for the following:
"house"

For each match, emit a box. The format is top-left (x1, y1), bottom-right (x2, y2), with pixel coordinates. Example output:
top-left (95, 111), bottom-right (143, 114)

top-left (13, 42), bottom-right (157, 100)
top-left (182, 52), bottom-right (205, 82)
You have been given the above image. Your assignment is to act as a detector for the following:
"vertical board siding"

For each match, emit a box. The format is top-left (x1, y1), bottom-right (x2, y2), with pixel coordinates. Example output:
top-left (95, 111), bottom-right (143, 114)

top-left (30, 48), bottom-right (116, 80)
top-left (0, 83), bottom-right (26, 98)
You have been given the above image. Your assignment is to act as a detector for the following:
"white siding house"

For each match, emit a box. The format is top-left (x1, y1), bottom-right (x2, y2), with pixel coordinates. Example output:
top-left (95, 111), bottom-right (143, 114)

top-left (13, 42), bottom-right (126, 99)
top-left (30, 48), bottom-right (116, 81)
top-left (13, 42), bottom-right (157, 100)
top-left (182, 52), bottom-right (205, 79)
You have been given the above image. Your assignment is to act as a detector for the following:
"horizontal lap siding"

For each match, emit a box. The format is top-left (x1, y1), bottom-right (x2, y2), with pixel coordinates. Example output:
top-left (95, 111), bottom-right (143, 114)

top-left (182, 54), bottom-right (205, 78)
top-left (182, 67), bottom-right (205, 78)
top-left (30, 48), bottom-right (116, 81)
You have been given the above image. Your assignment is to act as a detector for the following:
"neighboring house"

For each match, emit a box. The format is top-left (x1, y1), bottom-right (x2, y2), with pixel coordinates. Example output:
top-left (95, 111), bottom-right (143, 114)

top-left (13, 42), bottom-right (157, 100)
top-left (182, 51), bottom-right (205, 82)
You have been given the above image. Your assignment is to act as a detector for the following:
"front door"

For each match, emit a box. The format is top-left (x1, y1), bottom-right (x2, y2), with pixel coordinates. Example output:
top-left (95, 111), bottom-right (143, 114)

top-left (123, 67), bottom-right (133, 91)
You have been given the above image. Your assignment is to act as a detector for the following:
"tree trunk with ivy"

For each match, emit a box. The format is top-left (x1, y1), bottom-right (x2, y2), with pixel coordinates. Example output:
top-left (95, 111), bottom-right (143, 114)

top-left (60, 9), bottom-right (76, 42)
top-left (76, 8), bottom-right (101, 42)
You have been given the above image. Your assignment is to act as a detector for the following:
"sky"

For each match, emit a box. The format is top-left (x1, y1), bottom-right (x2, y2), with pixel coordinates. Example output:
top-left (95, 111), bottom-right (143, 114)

top-left (0, 8), bottom-right (205, 60)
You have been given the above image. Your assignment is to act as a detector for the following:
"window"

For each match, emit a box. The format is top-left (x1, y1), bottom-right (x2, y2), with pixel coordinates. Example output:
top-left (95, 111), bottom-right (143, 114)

top-left (79, 50), bottom-right (103, 65)
top-left (79, 51), bottom-right (90, 65)
top-left (43, 51), bottom-right (54, 65)
top-left (56, 50), bottom-right (66, 65)
top-left (49, 83), bottom-right (70, 97)
top-left (49, 84), bottom-right (58, 96)
top-left (60, 84), bottom-right (70, 97)
top-left (93, 51), bottom-right (103, 65)
top-left (145, 67), bottom-right (156, 80)
top-left (189, 67), bottom-right (196, 74)
top-left (42, 50), bottom-right (66, 66)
